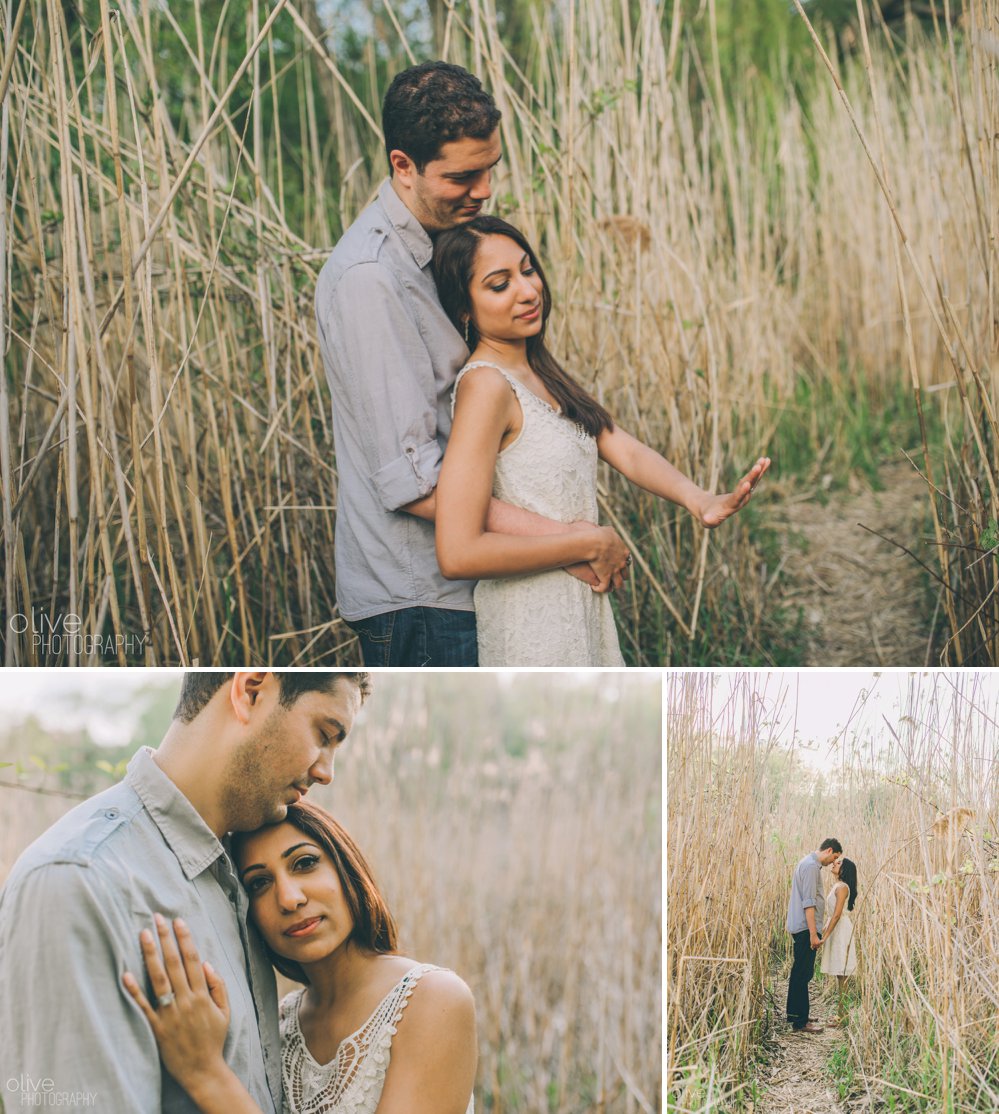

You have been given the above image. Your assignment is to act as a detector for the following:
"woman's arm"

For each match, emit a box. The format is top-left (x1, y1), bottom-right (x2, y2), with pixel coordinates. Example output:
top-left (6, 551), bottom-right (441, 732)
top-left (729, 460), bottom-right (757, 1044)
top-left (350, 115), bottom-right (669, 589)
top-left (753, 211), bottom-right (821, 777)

top-left (820, 884), bottom-right (849, 943)
top-left (596, 423), bottom-right (769, 527)
top-left (122, 915), bottom-right (264, 1114)
top-left (436, 368), bottom-right (629, 588)
top-left (374, 969), bottom-right (477, 1114)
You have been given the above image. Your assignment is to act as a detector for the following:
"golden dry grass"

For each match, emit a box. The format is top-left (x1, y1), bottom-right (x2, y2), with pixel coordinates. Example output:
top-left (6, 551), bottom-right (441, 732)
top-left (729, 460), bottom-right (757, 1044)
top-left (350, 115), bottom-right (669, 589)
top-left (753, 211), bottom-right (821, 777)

top-left (1, 1), bottom-right (996, 663)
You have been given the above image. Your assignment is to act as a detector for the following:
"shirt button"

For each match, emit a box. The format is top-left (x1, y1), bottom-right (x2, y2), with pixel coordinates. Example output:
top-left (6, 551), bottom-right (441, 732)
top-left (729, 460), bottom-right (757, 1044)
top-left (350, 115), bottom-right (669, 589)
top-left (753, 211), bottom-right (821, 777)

top-left (104, 808), bottom-right (119, 820)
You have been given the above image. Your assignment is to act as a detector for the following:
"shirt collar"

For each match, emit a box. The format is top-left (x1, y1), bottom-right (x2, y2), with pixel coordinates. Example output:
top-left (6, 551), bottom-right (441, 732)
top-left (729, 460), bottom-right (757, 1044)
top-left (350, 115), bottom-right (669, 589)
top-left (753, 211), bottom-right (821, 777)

top-left (125, 747), bottom-right (226, 881)
top-left (378, 178), bottom-right (434, 269)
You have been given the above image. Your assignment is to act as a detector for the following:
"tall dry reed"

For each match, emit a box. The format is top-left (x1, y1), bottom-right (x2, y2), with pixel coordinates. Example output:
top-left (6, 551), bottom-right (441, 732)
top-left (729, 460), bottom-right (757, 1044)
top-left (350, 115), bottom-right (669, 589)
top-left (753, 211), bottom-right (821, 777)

top-left (667, 671), bottom-right (999, 1111)
top-left (791, 0), bottom-right (999, 663)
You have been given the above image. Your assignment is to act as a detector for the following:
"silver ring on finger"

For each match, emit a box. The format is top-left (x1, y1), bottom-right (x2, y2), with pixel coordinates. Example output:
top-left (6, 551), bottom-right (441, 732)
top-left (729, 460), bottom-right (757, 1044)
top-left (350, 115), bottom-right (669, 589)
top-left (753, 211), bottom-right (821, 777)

top-left (156, 992), bottom-right (176, 1009)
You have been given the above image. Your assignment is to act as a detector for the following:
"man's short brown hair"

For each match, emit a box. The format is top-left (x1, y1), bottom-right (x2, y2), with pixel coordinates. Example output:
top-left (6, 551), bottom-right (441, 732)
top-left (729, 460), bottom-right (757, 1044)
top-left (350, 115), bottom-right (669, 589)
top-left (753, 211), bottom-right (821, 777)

top-left (172, 672), bottom-right (372, 724)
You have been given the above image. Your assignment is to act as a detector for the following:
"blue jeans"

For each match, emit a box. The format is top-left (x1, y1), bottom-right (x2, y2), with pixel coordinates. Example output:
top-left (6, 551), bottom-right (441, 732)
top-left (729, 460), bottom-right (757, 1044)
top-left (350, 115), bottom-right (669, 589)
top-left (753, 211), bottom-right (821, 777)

top-left (347, 607), bottom-right (478, 667)
top-left (787, 929), bottom-right (818, 1029)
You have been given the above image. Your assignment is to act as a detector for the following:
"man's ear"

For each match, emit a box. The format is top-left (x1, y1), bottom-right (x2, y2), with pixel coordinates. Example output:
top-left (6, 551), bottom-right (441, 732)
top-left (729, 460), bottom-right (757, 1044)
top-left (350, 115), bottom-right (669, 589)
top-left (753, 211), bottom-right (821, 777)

top-left (229, 672), bottom-right (271, 725)
top-left (389, 148), bottom-right (417, 188)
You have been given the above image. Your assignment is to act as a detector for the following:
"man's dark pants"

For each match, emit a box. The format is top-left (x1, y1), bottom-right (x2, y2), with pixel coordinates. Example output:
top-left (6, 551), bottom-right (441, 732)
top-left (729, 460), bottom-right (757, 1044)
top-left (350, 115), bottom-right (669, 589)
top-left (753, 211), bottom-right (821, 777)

top-left (348, 606), bottom-right (478, 666)
top-left (787, 929), bottom-right (817, 1029)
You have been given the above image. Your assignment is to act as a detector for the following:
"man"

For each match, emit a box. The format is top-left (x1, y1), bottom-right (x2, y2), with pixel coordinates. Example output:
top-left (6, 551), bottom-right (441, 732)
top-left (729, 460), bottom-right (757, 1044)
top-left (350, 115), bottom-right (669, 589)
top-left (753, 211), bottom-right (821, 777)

top-left (785, 837), bottom-right (842, 1034)
top-left (0, 671), bottom-right (369, 1112)
top-left (316, 61), bottom-right (627, 666)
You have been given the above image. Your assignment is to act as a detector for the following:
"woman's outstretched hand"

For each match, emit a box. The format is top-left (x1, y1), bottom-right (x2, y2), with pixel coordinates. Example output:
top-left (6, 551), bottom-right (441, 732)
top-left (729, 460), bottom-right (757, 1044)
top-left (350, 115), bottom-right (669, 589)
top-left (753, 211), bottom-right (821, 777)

top-left (695, 457), bottom-right (771, 528)
top-left (123, 914), bottom-right (231, 1092)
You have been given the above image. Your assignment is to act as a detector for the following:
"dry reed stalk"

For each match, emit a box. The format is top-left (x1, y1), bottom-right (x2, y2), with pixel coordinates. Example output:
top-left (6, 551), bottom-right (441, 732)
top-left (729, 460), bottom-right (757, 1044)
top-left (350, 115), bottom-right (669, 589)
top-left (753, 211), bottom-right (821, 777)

top-left (4, 0), bottom-right (996, 663)
top-left (792, 0), bottom-right (999, 663)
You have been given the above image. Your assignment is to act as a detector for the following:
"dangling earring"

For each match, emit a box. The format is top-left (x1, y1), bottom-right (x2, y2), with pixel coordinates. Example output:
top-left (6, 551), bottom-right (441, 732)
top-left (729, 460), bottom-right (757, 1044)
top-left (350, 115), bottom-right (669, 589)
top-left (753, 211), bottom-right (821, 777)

top-left (463, 318), bottom-right (471, 345)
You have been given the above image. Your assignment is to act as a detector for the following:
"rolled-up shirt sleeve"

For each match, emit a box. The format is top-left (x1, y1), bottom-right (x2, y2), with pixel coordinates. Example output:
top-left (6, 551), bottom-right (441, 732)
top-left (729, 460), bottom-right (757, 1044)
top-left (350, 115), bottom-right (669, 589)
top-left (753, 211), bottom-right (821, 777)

top-left (800, 859), bottom-right (820, 908)
top-left (323, 261), bottom-right (443, 512)
top-left (0, 862), bottom-right (161, 1110)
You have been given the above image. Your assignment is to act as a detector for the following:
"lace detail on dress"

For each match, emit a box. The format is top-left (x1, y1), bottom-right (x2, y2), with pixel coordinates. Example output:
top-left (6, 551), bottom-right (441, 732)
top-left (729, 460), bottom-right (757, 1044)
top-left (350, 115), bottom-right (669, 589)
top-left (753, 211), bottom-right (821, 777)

top-left (820, 883), bottom-right (858, 977)
top-left (450, 361), bottom-right (624, 666)
top-left (280, 964), bottom-right (474, 1114)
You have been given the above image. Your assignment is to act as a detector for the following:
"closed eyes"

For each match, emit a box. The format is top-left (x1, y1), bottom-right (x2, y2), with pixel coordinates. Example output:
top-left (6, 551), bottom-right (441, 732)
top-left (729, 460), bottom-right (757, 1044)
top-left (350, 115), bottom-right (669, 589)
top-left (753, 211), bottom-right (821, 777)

top-left (490, 267), bottom-right (536, 292)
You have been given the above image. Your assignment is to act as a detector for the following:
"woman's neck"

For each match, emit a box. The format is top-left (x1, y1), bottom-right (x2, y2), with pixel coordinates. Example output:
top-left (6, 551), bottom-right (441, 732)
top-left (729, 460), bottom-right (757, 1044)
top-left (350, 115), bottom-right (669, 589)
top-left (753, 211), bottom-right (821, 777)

top-left (475, 335), bottom-right (530, 373)
top-left (300, 941), bottom-right (380, 1012)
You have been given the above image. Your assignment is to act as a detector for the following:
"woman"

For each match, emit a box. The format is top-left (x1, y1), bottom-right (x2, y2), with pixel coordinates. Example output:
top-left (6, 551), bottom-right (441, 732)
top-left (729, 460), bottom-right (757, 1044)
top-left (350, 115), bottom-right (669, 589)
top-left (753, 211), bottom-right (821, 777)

top-left (820, 856), bottom-right (859, 1022)
top-left (123, 801), bottom-right (476, 1114)
top-left (432, 215), bottom-right (770, 666)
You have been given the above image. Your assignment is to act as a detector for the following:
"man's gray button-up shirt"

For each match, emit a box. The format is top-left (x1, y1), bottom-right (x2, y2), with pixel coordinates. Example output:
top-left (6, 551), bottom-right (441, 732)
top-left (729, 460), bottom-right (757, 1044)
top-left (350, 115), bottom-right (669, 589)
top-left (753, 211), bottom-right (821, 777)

top-left (0, 747), bottom-right (282, 1112)
top-left (315, 178), bottom-right (475, 622)
top-left (786, 851), bottom-right (825, 935)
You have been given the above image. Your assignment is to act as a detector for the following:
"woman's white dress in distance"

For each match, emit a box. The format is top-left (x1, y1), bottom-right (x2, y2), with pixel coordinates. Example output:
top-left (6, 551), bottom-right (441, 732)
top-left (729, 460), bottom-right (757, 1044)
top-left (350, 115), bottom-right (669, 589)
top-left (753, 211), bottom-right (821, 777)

top-left (452, 361), bottom-right (625, 667)
top-left (280, 963), bottom-right (474, 1114)
top-left (820, 882), bottom-right (858, 976)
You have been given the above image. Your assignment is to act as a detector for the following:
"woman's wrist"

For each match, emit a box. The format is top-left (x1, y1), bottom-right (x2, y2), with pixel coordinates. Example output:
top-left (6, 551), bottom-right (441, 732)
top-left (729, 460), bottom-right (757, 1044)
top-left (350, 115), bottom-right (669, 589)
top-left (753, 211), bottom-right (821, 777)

top-left (683, 485), bottom-right (710, 522)
top-left (583, 525), bottom-right (620, 563)
top-left (182, 1060), bottom-right (240, 1109)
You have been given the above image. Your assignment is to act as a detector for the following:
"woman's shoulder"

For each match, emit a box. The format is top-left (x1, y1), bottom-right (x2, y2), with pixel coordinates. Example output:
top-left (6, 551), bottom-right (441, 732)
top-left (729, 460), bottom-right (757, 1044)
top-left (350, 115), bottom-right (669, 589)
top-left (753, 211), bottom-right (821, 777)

top-left (393, 958), bottom-right (473, 1002)
top-left (392, 961), bottom-right (475, 1033)
top-left (454, 361), bottom-right (513, 397)
top-left (373, 961), bottom-right (478, 1111)
top-left (411, 965), bottom-right (474, 1001)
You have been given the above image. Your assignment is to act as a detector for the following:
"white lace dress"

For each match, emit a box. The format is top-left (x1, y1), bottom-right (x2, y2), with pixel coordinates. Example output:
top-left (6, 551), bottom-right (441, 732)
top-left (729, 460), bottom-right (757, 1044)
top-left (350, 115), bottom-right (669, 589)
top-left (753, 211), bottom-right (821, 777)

top-left (820, 882), bottom-right (858, 976)
top-left (280, 964), bottom-right (474, 1114)
top-left (452, 361), bottom-right (624, 666)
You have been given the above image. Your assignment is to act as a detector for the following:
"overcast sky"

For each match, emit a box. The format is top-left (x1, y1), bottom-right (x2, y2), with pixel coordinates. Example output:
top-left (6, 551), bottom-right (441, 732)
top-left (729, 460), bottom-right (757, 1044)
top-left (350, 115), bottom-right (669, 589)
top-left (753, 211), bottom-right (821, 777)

top-left (699, 669), bottom-right (999, 769)
top-left (0, 669), bottom-right (179, 745)
top-left (6, 668), bottom-right (997, 760)
top-left (0, 669), bottom-right (659, 747)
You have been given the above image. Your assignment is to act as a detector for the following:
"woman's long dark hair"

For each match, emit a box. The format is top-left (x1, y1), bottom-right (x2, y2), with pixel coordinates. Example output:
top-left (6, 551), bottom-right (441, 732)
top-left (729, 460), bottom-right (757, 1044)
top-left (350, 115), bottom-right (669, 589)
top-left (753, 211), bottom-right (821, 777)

top-left (838, 858), bottom-right (858, 911)
top-left (432, 215), bottom-right (614, 438)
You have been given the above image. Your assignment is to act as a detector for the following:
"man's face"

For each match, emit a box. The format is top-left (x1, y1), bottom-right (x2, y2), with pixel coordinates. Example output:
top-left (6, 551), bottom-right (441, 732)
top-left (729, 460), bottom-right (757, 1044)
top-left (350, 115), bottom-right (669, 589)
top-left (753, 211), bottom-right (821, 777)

top-left (222, 681), bottom-right (363, 831)
top-left (397, 131), bottom-right (503, 232)
top-left (819, 847), bottom-right (840, 866)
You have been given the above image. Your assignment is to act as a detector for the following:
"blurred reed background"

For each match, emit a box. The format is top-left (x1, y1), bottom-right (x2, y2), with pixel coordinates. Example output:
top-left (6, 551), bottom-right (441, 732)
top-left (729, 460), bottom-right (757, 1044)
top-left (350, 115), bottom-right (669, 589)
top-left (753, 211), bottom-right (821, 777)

top-left (0, 669), bottom-right (662, 1113)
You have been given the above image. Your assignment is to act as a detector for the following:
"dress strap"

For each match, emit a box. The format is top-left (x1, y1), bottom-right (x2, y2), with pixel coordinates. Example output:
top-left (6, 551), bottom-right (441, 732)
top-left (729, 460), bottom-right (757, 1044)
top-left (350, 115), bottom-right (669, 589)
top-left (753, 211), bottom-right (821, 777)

top-left (368, 964), bottom-right (442, 1057)
top-left (279, 987), bottom-right (305, 1026)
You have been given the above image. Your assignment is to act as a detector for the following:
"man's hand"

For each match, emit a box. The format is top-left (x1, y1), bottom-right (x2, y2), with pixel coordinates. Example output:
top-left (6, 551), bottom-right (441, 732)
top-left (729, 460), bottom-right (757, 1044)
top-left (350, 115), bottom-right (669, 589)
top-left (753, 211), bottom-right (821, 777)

top-left (563, 521), bottom-right (629, 591)
top-left (810, 933), bottom-right (822, 950)
top-left (564, 560), bottom-right (601, 587)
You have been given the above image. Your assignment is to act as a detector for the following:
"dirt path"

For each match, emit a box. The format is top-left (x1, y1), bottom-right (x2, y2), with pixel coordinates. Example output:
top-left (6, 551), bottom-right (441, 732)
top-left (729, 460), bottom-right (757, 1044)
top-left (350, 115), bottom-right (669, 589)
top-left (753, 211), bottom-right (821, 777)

top-left (771, 460), bottom-right (936, 665)
top-left (753, 976), bottom-right (848, 1114)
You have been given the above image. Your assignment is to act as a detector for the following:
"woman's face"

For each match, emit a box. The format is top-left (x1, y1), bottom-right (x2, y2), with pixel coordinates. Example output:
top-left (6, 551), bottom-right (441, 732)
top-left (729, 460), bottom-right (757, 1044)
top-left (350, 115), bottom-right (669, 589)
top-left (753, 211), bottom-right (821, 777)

top-left (831, 857), bottom-right (843, 877)
top-left (236, 822), bottom-right (354, 962)
top-left (466, 234), bottom-right (545, 345)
